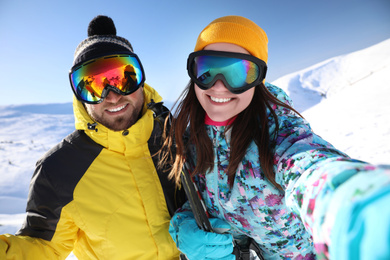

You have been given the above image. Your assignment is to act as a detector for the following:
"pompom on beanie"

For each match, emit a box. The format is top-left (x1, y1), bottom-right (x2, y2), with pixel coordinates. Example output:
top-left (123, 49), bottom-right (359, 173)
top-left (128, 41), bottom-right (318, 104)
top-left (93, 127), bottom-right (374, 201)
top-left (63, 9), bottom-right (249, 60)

top-left (73, 15), bottom-right (133, 66)
top-left (194, 15), bottom-right (268, 64)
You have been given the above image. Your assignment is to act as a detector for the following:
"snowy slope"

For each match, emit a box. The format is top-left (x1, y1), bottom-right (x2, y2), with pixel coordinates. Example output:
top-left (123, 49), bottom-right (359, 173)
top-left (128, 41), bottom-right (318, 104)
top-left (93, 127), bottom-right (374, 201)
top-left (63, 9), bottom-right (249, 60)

top-left (0, 39), bottom-right (389, 259)
top-left (0, 103), bottom-right (74, 213)
top-left (273, 38), bottom-right (390, 112)
top-left (273, 38), bottom-right (390, 165)
top-left (302, 61), bottom-right (390, 165)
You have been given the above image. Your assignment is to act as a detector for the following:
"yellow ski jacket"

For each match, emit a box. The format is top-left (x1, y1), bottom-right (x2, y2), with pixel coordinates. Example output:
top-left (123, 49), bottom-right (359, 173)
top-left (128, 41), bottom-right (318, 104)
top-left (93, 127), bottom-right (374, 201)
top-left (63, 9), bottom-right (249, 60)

top-left (0, 84), bottom-right (185, 259)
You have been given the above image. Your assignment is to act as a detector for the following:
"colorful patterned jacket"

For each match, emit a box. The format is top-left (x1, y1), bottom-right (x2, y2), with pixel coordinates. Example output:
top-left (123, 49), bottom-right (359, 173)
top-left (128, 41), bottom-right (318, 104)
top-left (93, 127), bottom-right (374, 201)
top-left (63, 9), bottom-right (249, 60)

top-left (175, 82), bottom-right (390, 260)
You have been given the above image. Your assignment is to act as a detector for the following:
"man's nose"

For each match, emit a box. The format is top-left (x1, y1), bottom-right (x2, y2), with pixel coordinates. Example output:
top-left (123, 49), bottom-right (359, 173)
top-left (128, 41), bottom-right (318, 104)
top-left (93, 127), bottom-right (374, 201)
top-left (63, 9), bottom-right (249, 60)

top-left (104, 89), bottom-right (122, 103)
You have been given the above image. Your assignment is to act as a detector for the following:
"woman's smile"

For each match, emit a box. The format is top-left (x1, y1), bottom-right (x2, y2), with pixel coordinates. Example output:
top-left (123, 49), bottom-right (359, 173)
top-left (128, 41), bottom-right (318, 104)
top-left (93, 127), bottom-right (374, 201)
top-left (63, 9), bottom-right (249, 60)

top-left (209, 96), bottom-right (233, 103)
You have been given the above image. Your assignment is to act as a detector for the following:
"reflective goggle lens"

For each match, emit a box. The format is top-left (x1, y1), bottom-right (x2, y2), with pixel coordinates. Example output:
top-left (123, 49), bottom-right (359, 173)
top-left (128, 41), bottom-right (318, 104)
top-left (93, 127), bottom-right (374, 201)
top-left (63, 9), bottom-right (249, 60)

top-left (69, 54), bottom-right (145, 103)
top-left (187, 51), bottom-right (267, 94)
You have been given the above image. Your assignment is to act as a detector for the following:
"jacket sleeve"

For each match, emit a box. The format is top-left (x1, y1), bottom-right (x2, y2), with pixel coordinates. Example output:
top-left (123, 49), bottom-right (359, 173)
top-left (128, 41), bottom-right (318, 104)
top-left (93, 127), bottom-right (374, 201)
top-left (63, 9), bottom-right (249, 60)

top-left (269, 84), bottom-right (390, 259)
top-left (0, 206), bottom-right (77, 259)
top-left (0, 150), bottom-right (81, 259)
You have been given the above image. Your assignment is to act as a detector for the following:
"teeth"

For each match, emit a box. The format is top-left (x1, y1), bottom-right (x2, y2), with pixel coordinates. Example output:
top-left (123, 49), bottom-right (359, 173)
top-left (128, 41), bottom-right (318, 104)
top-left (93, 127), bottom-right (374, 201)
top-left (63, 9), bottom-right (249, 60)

top-left (108, 104), bottom-right (126, 112)
top-left (210, 96), bottom-right (231, 103)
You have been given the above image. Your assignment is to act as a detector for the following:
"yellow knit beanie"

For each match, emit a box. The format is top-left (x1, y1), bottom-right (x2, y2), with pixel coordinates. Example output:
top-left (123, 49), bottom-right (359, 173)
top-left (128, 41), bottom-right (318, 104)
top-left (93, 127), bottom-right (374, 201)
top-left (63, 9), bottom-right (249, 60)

top-left (194, 15), bottom-right (268, 64)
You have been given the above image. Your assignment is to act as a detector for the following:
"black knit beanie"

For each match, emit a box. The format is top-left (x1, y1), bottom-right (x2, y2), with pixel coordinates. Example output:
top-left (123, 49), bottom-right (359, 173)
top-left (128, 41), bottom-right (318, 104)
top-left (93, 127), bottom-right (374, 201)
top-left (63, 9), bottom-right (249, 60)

top-left (73, 15), bottom-right (134, 66)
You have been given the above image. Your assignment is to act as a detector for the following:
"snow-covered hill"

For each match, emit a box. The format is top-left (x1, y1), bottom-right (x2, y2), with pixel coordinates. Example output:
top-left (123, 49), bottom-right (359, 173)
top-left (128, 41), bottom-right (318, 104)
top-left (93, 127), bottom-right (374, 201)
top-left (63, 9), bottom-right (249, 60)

top-left (0, 39), bottom-right (389, 260)
top-left (0, 103), bottom-right (74, 213)
top-left (273, 38), bottom-right (390, 165)
top-left (274, 38), bottom-right (390, 113)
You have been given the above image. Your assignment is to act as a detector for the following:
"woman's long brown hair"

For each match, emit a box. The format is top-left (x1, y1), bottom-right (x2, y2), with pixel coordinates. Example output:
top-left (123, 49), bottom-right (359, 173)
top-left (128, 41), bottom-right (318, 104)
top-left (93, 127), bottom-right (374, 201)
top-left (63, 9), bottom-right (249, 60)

top-left (159, 81), bottom-right (302, 190)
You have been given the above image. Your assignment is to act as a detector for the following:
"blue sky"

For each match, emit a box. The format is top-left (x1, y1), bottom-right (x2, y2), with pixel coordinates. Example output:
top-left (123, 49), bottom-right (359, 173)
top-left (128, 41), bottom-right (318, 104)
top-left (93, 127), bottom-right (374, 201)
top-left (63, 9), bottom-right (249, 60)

top-left (0, 0), bottom-right (389, 105)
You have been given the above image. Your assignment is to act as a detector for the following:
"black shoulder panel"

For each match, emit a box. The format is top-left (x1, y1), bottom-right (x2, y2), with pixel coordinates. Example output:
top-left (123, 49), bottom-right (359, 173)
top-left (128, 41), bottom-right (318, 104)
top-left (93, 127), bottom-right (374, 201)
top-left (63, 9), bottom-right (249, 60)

top-left (16, 130), bottom-right (103, 241)
top-left (147, 101), bottom-right (186, 216)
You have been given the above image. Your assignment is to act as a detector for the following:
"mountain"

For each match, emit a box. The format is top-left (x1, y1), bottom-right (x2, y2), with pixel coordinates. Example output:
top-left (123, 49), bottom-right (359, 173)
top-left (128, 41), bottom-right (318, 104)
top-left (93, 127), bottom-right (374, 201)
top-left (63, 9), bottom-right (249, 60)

top-left (273, 38), bottom-right (390, 113)
top-left (297, 39), bottom-right (390, 165)
top-left (0, 39), bottom-right (389, 260)
top-left (0, 103), bottom-right (74, 209)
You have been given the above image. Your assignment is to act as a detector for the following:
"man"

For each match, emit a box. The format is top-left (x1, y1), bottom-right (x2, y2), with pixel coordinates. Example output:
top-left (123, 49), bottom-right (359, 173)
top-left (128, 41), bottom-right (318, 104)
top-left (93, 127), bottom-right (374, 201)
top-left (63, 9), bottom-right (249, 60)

top-left (0, 15), bottom-right (185, 259)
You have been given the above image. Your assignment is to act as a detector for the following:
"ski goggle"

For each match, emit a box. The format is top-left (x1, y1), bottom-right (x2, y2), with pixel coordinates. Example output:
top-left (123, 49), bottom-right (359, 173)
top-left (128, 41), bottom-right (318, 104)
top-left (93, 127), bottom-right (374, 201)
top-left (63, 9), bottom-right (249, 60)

top-left (69, 53), bottom-right (145, 104)
top-left (187, 50), bottom-right (267, 94)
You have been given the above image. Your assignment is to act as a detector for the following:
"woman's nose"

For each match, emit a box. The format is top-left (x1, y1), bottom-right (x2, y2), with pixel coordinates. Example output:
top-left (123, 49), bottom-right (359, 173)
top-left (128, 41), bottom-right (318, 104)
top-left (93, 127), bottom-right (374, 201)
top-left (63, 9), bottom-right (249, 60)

top-left (211, 79), bottom-right (228, 90)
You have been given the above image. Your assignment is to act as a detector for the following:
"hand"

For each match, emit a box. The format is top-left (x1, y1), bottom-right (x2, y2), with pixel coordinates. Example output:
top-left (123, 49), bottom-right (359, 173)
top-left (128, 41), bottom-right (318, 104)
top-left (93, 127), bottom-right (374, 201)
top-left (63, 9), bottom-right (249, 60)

top-left (170, 215), bottom-right (234, 260)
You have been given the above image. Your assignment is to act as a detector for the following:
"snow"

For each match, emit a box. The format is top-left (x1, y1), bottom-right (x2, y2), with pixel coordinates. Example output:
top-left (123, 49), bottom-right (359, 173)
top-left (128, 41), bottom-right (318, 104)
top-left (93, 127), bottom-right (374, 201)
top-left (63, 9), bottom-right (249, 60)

top-left (273, 38), bottom-right (390, 165)
top-left (273, 38), bottom-right (390, 113)
top-left (1, 38), bottom-right (389, 259)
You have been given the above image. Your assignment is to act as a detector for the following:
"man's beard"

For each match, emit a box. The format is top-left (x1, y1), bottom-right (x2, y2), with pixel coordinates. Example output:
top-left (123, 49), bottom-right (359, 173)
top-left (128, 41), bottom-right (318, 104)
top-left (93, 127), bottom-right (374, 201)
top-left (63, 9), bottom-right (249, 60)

top-left (84, 88), bottom-right (145, 132)
top-left (90, 106), bottom-right (142, 132)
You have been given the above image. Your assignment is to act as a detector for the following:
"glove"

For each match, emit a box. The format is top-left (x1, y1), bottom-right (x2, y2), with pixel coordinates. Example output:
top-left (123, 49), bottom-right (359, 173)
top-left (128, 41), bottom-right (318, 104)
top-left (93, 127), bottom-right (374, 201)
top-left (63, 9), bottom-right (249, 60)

top-left (169, 212), bottom-right (235, 260)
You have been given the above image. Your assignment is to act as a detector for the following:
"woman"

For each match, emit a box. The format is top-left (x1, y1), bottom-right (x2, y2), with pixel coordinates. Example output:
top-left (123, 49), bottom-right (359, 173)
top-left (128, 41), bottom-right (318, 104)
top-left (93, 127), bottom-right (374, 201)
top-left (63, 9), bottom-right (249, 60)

top-left (162, 15), bottom-right (390, 260)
